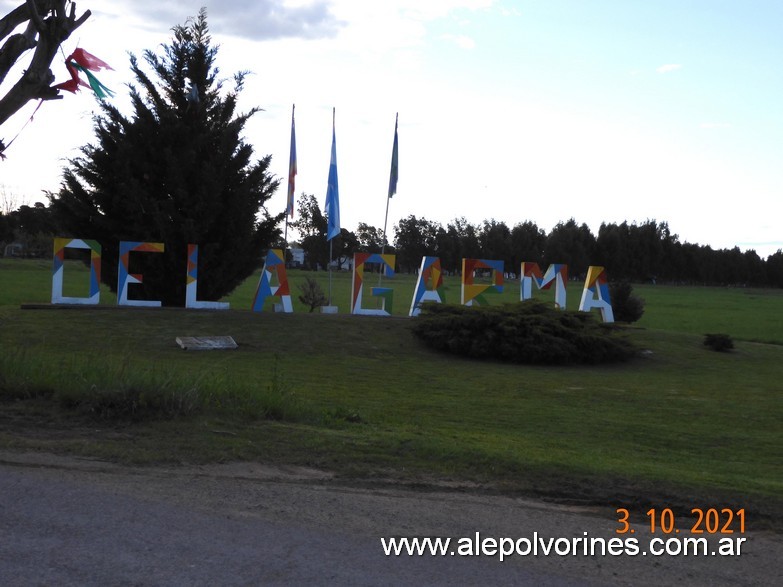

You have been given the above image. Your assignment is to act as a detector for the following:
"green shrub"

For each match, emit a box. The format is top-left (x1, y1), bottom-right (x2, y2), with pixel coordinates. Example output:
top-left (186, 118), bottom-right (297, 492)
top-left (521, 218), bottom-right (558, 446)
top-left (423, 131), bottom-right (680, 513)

top-left (703, 333), bottom-right (734, 352)
top-left (412, 301), bottom-right (636, 365)
top-left (609, 281), bottom-right (645, 323)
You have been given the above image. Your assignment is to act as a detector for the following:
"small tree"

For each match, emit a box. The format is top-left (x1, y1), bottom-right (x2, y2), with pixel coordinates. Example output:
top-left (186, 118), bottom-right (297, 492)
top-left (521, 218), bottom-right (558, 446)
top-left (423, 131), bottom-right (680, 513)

top-left (49, 9), bottom-right (281, 305)
top-left (298, 276), bottom-right (326, 312)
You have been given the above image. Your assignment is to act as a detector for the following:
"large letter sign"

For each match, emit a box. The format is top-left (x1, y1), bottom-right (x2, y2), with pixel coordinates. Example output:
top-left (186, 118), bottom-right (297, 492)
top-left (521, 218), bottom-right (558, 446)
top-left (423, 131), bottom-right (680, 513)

top-left (579, 266), bottom-right (614, 323)
top-left (117, 241), bottom-right (165, 307)
top-left (461, 258), bottom-right (504, 306)
top-left (252, 248), bottom-right (293, 312)
top-left (351, 253), bottom-right (396, 315)
top-left (520, 262), bottom-right (568, 309)
top-left (51, 238), bottom-right (101, 305)
top-left (409, 256), bottom-right (446, 316)
top-left (47, 237), bottom-right (615, 322)
top-left (185, 244), bottom-right (229, 310)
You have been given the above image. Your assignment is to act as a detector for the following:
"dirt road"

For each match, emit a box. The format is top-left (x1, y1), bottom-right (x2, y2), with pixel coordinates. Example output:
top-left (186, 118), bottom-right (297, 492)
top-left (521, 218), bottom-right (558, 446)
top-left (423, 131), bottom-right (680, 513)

top-left (0, 452), bottom-right (779, 586)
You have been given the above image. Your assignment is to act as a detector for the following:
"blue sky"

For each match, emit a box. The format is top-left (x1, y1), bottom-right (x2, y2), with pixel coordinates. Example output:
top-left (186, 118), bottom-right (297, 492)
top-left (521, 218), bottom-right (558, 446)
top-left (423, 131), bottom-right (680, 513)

top-left (2, 0), bottom-right (781, 257)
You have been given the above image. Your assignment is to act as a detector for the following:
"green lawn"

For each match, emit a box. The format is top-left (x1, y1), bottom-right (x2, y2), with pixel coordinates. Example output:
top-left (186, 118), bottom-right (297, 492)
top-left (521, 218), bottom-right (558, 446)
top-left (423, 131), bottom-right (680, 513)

top-left (1, 258), bottom-right (782, 527)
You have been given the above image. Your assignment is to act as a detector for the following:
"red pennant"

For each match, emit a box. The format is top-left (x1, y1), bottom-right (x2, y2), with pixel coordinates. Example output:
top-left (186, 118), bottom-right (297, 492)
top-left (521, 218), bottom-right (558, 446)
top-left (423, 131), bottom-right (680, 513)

top-left (69, 48), bottom-right (113, 72)
top-left (54, 49), bottom-right (112, 95)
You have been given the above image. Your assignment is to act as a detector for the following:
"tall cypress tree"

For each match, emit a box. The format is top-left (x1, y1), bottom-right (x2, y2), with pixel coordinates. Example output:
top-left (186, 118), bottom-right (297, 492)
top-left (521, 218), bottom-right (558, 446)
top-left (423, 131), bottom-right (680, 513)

top-left (50, 9), bottom-right (281, 306)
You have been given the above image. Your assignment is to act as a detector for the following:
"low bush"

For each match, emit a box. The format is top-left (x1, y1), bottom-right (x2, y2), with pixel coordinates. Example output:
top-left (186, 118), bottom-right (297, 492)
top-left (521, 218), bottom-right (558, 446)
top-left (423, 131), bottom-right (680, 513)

top-left (412, 301), bottom-right (636, 365)
top-left (704, 333), bottom-right (734, 352)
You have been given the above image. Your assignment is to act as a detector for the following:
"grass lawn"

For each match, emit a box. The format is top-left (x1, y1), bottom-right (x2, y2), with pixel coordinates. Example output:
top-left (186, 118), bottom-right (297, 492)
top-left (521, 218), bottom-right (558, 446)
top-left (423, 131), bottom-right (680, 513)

top-left (1, 258), bottom-right (782, 528)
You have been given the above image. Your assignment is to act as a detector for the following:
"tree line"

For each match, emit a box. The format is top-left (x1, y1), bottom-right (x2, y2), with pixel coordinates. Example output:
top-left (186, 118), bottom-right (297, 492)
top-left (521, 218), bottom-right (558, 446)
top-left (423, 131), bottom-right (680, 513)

top-left (290, 199), bottom-right (783, 288)
top-left (3, 194), bottom-right (783, 289)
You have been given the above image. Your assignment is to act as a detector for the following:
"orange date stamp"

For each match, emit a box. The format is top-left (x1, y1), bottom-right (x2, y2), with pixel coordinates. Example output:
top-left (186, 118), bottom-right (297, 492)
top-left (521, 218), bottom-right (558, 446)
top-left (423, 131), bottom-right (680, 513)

top-left (615, 507), bottom-right (746, 535)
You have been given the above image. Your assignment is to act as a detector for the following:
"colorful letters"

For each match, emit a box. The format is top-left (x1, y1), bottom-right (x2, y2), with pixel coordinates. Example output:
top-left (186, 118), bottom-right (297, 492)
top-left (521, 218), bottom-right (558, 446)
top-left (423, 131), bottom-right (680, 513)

top-left (51, 238), bottom-right (102, 304)
top-left (252, 248), bottom-right (293, 312)
top-left (461, 258), bottom-right (504, 306)
top-left (118, 241), bottom-right (165, 307)
top-left (520, 262), bottom-right (568, 309)
top-left (186, 244), bottom-right (230, 310)
top-left (47, 238), bottom-right (614, 322)
top-left (579, 266), bottom-right (614, 323)
top-left (409, 256), bottom-right (445, 316)
top-left (351, 252), bottom-right (396, 315)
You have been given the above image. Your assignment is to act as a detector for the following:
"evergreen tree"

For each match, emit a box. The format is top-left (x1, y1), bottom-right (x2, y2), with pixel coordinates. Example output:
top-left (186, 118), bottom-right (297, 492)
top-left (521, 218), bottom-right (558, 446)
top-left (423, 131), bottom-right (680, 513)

top-left (0, 212), bottom-right (10, 244)
top-left (509, 221), bottom-right (546, 270)
top-left (49, 9), bottom-right (281, 306)
top-left (767, 250), bottom-right (783, 288)
top-left (544, 219), bottom-right (595, 278)
top-left (479, 219), bottom-right (512, 270)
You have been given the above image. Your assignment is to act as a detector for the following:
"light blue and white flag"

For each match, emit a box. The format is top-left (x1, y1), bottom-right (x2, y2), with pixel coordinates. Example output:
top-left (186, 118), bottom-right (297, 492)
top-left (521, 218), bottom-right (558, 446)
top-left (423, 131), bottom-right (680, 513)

top-left (325, 108), bottom-right (341, 241)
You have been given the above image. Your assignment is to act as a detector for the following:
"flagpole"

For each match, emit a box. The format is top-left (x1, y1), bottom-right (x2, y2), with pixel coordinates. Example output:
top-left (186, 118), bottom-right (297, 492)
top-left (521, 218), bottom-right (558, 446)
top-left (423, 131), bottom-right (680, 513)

top-left (380, 183), bottom-right (392, 256)
top-left (378, 113), bottom-right (398, 288)
top-left (377, 190), bottom-right (391, 288)
top-left (283, 214), bottom-right (290, 267)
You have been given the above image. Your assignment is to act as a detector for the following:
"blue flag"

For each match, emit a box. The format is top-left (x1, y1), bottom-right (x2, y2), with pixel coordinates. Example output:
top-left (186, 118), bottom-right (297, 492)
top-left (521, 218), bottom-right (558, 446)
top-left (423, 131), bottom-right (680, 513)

top-left (325, 108), bottom-right (341, 241)
top-left (388, 113), bottom-right (399, 198)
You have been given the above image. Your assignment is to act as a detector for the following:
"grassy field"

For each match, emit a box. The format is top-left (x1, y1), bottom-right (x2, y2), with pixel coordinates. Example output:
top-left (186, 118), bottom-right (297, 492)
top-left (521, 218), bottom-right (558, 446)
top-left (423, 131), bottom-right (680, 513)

top-left (1, 258), bottom-right (782, 527)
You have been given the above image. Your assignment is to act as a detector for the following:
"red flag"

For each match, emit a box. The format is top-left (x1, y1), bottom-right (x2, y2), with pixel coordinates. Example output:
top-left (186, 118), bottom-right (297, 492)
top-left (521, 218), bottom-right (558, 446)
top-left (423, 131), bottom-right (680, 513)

top-left (70, 48), bottom-right (113, 72)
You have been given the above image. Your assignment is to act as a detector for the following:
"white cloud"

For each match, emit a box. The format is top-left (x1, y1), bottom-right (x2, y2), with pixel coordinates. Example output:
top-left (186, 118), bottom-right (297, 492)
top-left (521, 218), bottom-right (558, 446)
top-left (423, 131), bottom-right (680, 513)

top-left (390, 0), bottom-right (494, 21)
top-left (98, 1), bottom-right (344, 41)
top-left (656, 63), bottom-right (682, 74)
top-left (441, 34), bottom-right (476, 49)
top-left (500, 7), bottom-right (522, 17)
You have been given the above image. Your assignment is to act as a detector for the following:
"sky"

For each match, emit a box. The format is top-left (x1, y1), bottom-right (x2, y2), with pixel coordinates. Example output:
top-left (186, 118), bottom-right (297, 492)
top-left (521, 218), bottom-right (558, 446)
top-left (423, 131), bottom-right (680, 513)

top-left (1, 0), bottom-right (782, 258)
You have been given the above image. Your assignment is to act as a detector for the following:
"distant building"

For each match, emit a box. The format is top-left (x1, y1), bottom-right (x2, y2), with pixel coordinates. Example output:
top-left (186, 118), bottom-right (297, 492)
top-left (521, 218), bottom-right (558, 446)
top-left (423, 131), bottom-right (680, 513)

top-left (3, 242), bottom-right (24, 257)
top-left (288, 247), bottom-right (304, 267)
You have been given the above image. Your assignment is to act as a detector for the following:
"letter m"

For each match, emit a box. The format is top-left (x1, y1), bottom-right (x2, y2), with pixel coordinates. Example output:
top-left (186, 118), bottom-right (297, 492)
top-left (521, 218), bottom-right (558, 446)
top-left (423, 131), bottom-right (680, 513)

top-left (520, 262), bottom-right (568, 309)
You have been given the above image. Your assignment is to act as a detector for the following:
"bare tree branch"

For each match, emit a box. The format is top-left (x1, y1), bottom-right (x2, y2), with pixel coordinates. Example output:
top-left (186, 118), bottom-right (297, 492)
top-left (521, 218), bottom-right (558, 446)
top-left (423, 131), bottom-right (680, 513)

top-left (0, 21), bottom-right (37, 86)
top-left (26, 0), bottom-right (47, 32)
top-left (0, 1), bottom-right (91, 130)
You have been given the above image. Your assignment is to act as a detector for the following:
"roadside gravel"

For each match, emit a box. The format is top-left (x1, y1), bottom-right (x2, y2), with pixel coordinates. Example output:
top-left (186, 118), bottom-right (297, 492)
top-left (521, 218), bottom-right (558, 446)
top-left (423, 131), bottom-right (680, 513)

top-left (0, 452), bottom-right (779, 586)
